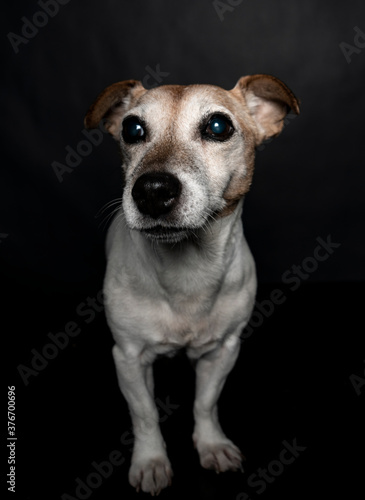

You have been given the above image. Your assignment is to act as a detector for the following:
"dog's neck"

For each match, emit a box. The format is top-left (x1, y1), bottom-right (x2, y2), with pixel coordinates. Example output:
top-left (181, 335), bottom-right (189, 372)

top-left (124, 200), bottom-right (245, 298)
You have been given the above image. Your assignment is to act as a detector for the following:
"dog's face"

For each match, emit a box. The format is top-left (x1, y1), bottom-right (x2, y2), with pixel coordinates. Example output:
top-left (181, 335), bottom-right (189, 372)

top-left (85, 75), bottom-right (299, 243)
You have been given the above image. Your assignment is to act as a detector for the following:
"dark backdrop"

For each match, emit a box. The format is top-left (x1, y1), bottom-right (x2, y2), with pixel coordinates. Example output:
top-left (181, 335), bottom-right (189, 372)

top-left (2, 2), bottom-right (365, 500)
top-left (1, 0), bottom-right (365, 287)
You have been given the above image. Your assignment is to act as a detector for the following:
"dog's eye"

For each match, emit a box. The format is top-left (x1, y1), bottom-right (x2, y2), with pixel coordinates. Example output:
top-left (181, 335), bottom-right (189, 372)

top-left (203, 114), bottom-right (234, 141)
top-left (122, 116), bottom-right (146, 144)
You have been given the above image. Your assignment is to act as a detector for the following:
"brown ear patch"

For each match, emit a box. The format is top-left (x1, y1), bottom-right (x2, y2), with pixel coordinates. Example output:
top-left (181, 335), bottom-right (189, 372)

top-left (84, 80), bottom-right (146, 138)
top-left (238, 74), bottom-right (300, 114)
top-left (232, 74), bottom-right (300, 143)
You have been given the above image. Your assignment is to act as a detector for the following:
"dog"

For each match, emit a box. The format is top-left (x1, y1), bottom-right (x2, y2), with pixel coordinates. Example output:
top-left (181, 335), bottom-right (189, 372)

top-left (84, 74), bottom-right (299, 495)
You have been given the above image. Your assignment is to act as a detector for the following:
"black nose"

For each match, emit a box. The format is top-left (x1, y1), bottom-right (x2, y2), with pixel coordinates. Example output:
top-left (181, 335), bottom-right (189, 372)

top-left (132, 173), bottom-right (181, 219)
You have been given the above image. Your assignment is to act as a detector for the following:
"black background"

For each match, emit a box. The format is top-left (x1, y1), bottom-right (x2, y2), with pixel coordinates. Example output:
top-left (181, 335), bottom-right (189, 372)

top-left (2, 1), bottom-right (365, 499)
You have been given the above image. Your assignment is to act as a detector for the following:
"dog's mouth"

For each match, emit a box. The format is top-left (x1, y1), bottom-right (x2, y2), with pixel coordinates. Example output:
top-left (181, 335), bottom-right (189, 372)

top-left (141, 225), bottom-right (190, 243)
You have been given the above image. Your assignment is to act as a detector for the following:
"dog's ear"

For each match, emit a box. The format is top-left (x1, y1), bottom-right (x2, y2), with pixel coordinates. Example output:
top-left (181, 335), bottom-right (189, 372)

top-left (232, 74), bottom-right (300, 144)
top-left (84, 80), bottom-right (146, 140)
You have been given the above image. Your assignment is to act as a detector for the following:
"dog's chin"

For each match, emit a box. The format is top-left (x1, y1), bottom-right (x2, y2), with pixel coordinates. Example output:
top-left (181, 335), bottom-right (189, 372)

top-left (141, 225), bottom-right (191, 244)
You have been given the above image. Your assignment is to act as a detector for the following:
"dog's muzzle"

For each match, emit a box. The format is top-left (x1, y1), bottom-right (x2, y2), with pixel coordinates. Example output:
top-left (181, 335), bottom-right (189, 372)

top-left (131, 172), bottom-right (191, 242)
top-left (132, 172), bottom-right (181, 219)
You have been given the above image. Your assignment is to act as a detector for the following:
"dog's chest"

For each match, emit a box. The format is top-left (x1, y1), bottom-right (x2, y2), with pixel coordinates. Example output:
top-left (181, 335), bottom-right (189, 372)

top-left (151, 287), bottom-right (230, 346)
top-left (106, 252), bottom-right (252, 356)
top-left (155, 290), bottom-right (248, 354)
top-left (111, 279), bottom-right (245, 354)
top-left (105, 216), bottom-right (255, 355)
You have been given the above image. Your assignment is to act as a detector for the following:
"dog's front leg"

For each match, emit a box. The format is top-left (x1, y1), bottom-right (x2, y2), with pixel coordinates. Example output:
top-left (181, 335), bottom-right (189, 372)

top-left (190, 334), bottom-right (244, 473)
top-left (112, 344), bottom-right (173, 495)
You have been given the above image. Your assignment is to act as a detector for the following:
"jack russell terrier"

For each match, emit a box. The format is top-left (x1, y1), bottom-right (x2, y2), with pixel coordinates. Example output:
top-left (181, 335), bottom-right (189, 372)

top-left (85, 74), bottom-right (299, 495)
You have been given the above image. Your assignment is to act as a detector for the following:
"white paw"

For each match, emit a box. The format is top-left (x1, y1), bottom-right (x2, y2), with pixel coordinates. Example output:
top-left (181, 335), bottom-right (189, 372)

top-left (129, 456), bottom-right (173, 495)
top-left (196, 440), bottom-right (244, 473)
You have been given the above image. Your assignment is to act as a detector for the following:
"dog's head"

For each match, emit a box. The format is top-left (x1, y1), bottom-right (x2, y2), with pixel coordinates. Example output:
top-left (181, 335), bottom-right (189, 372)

top-left (85, 75), bottom-right (299, 243)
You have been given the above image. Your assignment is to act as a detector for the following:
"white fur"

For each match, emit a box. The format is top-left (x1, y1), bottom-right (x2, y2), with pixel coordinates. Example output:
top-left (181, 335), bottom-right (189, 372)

top-left (104, 202), bottom-right (256, 494)
top-left (103, 84), bottom-right (259, 495)
top-left (84, 73), bottom-right (298, 494)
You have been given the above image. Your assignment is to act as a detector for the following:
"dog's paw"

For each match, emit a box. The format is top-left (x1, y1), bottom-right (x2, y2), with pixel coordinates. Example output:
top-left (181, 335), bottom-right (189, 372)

top-left (129, 456), bottom-right (173, 495)
top-left (197, 440), bottom-right (244, 473)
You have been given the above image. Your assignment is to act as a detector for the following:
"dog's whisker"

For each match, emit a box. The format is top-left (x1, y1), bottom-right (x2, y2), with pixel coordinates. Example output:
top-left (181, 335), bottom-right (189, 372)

top-left (98, 207), bottom-right (120, 229)
top-left (200, 210), bottom-right (216, 239)
top-left (113, 211), bottom-right (127, 231)
top-left (96, 197), bottom-right (123, 218)
top-left (97, 200), bottom-right (124, 231)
